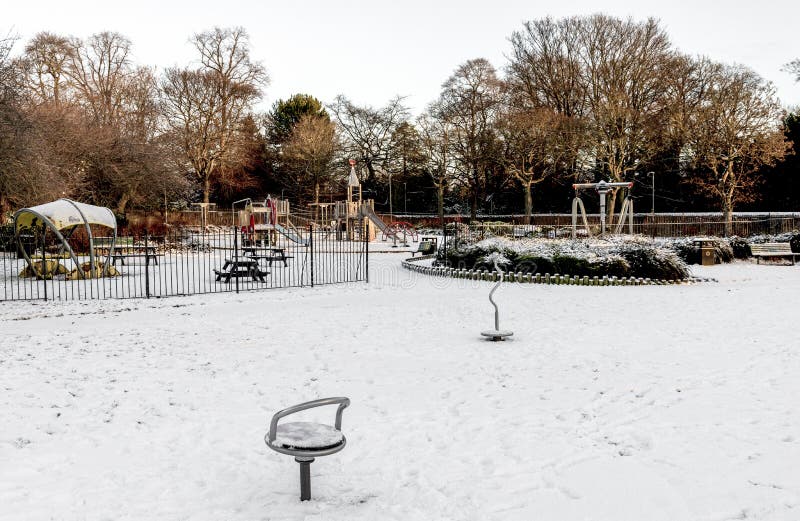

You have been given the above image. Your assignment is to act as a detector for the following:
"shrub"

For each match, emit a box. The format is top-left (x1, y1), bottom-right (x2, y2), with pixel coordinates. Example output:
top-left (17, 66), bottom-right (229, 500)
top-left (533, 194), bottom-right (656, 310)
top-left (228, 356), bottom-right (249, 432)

top-left (514, 254), bottom-right (554, 274)
top-left (552, 254), bottom-right (591, 276)
top-left (615, 245), bottom-right (689, 280)
top-left (439, 236), bottom-right (689, 280)
top-left (592, 256), bottom-right (631, 278)
top-left (790, 233), bottom-right (800, 253)
top-left (728, 236), bottom-right (751, 259)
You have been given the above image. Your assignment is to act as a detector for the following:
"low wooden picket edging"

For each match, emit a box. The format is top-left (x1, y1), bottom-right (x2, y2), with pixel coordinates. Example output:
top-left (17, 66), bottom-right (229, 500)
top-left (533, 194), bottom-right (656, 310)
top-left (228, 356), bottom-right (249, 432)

top-left (402, 255), bottom-right (716, 286)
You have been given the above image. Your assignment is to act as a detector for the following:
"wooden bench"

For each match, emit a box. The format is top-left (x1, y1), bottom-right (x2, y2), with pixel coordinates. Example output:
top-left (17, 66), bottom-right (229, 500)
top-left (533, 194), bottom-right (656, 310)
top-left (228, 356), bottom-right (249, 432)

top-left (750, 242), bottom-right (800, 265)
top-left (412, 239), bottom-right (437, 257)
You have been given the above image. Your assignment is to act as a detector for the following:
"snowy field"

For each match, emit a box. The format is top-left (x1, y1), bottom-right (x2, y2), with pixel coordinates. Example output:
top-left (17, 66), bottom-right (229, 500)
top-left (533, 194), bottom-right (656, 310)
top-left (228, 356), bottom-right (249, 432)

top-left (1, 255), bottom-right (798, 520)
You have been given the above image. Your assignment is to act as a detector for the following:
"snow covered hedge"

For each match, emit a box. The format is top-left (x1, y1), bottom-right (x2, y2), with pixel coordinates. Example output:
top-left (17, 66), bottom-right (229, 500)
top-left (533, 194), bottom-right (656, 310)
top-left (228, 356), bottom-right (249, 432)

top-left (656, 232), bottom-right (800, 264)
top-left (437, 236), bottom-right (690, 280)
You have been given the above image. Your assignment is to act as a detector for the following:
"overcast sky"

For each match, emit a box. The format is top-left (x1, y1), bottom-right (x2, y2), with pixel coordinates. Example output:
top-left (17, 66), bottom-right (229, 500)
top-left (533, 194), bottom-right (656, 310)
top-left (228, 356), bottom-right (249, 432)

top-left (5, 0), bottom-right (800, 114)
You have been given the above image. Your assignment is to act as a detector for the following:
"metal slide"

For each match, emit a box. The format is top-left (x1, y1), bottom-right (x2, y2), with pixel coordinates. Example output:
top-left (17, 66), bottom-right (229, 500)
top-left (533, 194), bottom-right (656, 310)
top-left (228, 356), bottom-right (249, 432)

top-left (274, 223), bottom-right (309, 245)
top-left (360, 206), bottom-right (390, 235)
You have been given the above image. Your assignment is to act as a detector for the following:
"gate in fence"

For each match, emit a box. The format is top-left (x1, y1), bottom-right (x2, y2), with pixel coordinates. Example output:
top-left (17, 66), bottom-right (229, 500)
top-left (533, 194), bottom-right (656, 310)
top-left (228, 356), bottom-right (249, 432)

top-left (0, 223), bottom-right (368, 302)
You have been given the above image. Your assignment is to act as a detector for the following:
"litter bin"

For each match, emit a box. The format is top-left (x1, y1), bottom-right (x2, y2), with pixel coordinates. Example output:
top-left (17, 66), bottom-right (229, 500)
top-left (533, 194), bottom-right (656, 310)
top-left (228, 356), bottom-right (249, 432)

top-left (694, 238), bottom-right (716, 266)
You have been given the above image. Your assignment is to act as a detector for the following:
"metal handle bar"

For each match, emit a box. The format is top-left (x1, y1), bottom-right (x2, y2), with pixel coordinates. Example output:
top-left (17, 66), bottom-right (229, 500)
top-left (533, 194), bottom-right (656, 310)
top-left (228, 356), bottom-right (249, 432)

top-left (268, 397), bottom-right (350, 443)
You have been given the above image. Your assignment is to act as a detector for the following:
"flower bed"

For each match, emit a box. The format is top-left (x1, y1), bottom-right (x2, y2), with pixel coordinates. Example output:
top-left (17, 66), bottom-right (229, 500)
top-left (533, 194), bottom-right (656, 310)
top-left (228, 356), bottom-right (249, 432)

top-left (438, 236), bottom-right (691, 281)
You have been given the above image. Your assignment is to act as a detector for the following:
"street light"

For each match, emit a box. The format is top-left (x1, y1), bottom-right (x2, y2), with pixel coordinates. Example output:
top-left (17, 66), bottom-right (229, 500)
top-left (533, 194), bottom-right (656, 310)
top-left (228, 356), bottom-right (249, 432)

top-left (647, 171), bottom-right (656, 216)
top-left (388, 171), bottom-right (393, 221)
top-left (403, 182), bottom-right (407, 215)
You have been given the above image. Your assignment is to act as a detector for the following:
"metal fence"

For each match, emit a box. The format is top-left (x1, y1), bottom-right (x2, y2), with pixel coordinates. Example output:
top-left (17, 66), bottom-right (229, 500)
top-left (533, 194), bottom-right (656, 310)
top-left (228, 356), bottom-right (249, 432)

top-left (438, 215), bottom-right (800, 242)
top-left (0, 223), bottom-right (368, 302)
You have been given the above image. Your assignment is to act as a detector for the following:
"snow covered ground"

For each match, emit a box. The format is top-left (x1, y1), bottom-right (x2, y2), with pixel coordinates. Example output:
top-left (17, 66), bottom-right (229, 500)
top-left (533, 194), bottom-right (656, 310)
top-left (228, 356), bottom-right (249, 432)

top-left (1, 255), bottom-right (798, 520)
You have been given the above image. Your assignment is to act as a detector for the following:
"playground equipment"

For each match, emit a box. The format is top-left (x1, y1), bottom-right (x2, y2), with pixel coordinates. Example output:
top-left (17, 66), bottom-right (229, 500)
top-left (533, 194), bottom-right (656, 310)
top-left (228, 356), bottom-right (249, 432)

top-left (13, 199), bottom-right (119, 279)
top-left (333, 160), bottom-right (412, 242)
top-left (233, 160), bottom-right (415, 244)
top-left (331, 160), bottom-right (379, 241)
top-left (265, 397), bottom-right (350, 501)
top-left (233, 196), bottom-right (308, 246)
top-left (480, 256), bottom-right (513, 341)
top-left (571, 180), bottom-right (634, 238)
top-left (381, 222), bottom-right (418, 243)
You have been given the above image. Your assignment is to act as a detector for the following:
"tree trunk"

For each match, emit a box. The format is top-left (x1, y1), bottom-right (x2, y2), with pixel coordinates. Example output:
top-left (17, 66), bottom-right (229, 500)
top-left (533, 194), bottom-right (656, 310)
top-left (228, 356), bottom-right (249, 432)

top-left (523, 182), bottom-right (533, 225)
top-left (314, 181), bottom-right (320, 222)
top-left (203, 175), bottom-right (211, 204)
top-left (437, 183), bottom-right (444, 228)
top-left (470, 191), bottom-right (477, 221)
top-left (116, 194), bottom-right (130, 215)
top-left (722, 198), bottom-right (733, 237)
top-left (607, 189), bottom-right (617, 224)
top-left (365, 158), bottom-right (376, 183)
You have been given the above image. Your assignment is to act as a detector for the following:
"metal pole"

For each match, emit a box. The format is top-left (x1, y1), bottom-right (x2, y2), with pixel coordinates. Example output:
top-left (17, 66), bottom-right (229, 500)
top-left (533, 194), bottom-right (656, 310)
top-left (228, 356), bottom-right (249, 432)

top-left (404, 182), bottom-right (407, 215)
top-left (388, 172), bottom-right (393, 221)
top-left (651, 173), bottom-right (655, 216)
top-left (145, 232), bottom-right (150, 298)
top-left (599, 191), bottom-right (606, 235)
top-left (309, 224), bottom-right (314, 287)
top-left (365, 221), bottom-right (370, 284)
top-left (234, 227), bottom-right (239, 294)
top-left (41, 225), bottom-right (47, 301)
top-left (296, 458), bottom-right (313, 501)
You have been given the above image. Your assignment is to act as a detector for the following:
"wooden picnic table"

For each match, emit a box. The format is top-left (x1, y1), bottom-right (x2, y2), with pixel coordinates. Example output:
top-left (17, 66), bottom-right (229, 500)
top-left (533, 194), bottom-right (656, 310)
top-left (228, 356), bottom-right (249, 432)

top-left (103, 245), bottom-right (160, 266)
top-left (242, 246), bottom-right (293, 267)
top-left (214, 257), bottom-right (268, 283)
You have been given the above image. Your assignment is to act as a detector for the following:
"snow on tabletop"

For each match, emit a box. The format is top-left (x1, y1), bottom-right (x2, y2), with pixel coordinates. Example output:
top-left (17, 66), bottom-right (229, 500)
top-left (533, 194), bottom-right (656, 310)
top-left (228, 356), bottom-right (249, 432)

top-left (0, 256), bottom-right (798, 520)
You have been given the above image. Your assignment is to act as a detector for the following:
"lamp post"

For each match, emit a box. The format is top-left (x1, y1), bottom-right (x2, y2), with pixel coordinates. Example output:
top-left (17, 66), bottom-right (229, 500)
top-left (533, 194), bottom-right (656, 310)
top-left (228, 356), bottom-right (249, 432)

top-left (403, 182), bottom-right (407, 215)
top-left (647, 171), bottom-right (655, 216)
top-left (388, 171), bottom-right (393, 221)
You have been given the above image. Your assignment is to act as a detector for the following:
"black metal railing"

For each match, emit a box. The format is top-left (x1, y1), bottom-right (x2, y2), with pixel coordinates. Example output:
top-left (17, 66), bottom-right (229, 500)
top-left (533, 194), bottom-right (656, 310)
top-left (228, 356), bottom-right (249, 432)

top-left (440, 216), bottom-right (800, 242)
top-left (0, 223), bottom-right (368, 302)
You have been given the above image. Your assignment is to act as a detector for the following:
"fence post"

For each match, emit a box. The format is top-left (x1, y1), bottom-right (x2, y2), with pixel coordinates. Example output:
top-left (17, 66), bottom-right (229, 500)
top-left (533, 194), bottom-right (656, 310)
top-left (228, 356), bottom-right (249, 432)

top-left (144, 231), bottom-right (150, 298)
top-left (309, 224), bottom-right (314, 287)
top-left (41, 226), bottom-right (47, 301)
top-left (365, 221), bottom-right (370, 284)
top-left (234, 226), bottom-right (239, 294)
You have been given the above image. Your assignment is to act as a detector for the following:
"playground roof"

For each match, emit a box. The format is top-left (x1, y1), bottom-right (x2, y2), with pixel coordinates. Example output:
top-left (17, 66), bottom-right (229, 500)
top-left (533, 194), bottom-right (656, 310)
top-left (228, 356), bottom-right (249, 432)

top-left (347, 167), bottom-right (360, 187)
top-left (14, 199), bottom-right (116, 233)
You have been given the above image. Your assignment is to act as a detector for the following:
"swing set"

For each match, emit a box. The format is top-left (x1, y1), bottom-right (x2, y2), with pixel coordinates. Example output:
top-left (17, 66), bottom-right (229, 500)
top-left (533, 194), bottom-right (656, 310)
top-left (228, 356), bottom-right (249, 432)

top-left (571, 180), bottom-right (634, 238)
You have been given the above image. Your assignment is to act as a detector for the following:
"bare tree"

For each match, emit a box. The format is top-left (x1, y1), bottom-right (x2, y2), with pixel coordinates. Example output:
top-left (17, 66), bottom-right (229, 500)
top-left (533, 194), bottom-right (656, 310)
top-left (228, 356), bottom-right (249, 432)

top-left (498, 105), bottom-right (578, 223)
top-left (161, 27), bottom-right (267, 204)
top-left (507, 17), bottom-right (586, 118)
top-left (328, 95), bottom-right (409, 185)
top-left (66, 32), bottom-right (136, 126)
top-left (783, 59), bottom-right (800, 82)
top-left (281, 114), bottom-right (340, 216)
top-left (17, 32), bottom-right (72, 105)
top-left (577, 15), bottom-right (673, 218)
top-left (686, 64), bottom-right (791, 235)
top-left (437, 58), bottom-right (503, 219)
top-left (418, 106), bottom-right (456, 223)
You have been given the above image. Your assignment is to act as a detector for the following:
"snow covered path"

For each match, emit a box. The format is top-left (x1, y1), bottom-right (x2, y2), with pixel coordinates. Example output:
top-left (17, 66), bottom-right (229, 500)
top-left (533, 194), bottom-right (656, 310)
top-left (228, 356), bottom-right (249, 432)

top-left (1, 256), bottom-right (799, 520)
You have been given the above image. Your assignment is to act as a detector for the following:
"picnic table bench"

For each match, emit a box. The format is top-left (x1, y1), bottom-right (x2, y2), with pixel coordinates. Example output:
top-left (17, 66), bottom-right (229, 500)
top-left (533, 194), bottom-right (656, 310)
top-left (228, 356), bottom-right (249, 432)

top-left (105, 245), bottom-right (161, 266)
top-left (750, 243), bottom-right (800, 265)
top-left (214, 257), bottom-right (268, 283)
top-left (242, 246), bottom-right (293, 267)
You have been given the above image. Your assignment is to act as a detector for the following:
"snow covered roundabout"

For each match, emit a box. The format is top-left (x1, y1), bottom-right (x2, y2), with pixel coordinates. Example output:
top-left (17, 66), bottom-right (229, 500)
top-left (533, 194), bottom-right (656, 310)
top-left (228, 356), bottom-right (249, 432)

top-left (1, 254), bottom-right (799, 520)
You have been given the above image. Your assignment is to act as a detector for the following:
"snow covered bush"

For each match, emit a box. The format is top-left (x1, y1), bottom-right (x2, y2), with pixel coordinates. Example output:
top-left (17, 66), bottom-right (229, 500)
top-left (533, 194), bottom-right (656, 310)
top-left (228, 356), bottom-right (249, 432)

top-left (655, 237), bottom-right (735, 264)
top-left (438, 236), bottom-right (690, 280)
top-left (727, 236), bottom-right (751, 259)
